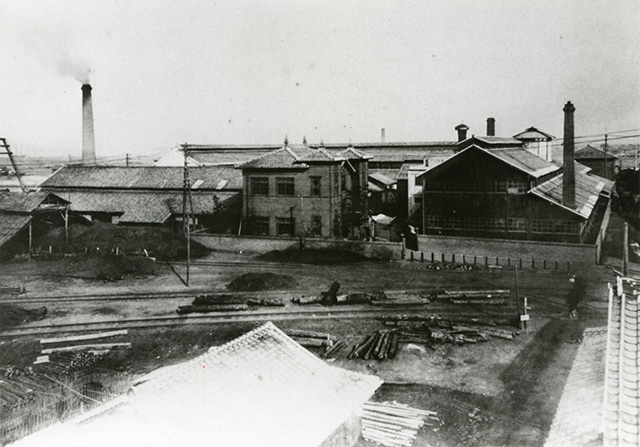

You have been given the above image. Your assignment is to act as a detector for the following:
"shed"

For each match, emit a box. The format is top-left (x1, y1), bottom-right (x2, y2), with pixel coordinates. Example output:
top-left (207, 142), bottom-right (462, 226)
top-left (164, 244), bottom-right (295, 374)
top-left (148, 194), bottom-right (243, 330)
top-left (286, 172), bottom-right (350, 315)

top-left (12, 322), bottom-right (382, 447)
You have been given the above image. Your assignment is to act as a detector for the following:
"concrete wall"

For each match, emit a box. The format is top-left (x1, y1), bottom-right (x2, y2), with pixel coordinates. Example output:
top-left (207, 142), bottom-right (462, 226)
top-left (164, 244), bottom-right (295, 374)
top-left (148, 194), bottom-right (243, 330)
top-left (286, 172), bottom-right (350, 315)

top-left (192, 234), bottom-right (402, 260)
top-left (414, 234), bottom-right (598, 265)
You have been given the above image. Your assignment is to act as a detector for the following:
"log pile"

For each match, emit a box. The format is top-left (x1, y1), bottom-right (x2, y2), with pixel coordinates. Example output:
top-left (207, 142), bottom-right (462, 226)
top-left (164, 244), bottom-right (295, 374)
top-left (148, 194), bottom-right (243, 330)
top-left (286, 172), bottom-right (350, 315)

top-left (361, 401), bottom-right (439, 447)
top-left (347, 331), bottom-right (398, 360)
top-left (284, 329), bottom-right (342, 352)
top-left (429, 289), bottom-right (511, 306)
top-left (176, 303), bottom-right (249, 314)
top-left (384, 319), bottom-right (519, 346)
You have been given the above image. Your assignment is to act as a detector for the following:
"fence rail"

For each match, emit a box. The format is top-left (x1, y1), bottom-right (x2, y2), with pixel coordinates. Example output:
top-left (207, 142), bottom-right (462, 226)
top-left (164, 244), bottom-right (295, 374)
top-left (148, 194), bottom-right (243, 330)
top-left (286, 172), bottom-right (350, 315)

top-left (405, 250), bottom-right (573, 272)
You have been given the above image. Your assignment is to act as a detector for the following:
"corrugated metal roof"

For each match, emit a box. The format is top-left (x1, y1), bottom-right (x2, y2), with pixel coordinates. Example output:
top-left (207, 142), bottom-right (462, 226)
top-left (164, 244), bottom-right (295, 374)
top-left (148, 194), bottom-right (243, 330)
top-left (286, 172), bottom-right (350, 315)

top-left (0, 214), bottom-right (31, 245)
top-left (369, 172), bottom-right (397, 186)
top-left (13, 323), bottom-right (382, 447)
top-left (59, 190), bottom-right (239, 224)
top-left (575, 144), bottom-right (619, 160)
top-left (513, 127), bottom-right (555, 140)
top-left (488, 148), bottom-right (560, 178)
top-left (544, 327), bottom-right (607, 447)
top-left (39, 166), bottom-right (242, 190)
top-left (530, 170), bottom-right (610, 219)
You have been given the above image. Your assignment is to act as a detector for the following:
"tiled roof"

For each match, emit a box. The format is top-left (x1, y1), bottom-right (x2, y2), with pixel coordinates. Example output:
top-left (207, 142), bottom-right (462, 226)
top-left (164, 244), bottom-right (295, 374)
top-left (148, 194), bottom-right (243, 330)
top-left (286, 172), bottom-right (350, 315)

top-left (545, 327), bottom-right (607, 447)
top-left (0, 214), bottom-right (31, 245)
top-left (237, 145), bottom-right (352, 169)
top-left (0, 191), bottom-right (65, 213)
top-left (39, 166), bottom-right (242, 190)
top-left (333, 147), bottom-right (373, 160)
top-left (529, 171), bottom-right (611, 219)
top-left (576, 144), bottom-right (619, 160)
top-left (513, 127), bottom-right (556, 141)
top-left (458, 136), bottom-right (524, 149)
top-left (58, 190), bottom-right (239, 224)
top-left (603, 277), bottom-right (640, 447)
top-left (14, 322), bottom-right (382, 447)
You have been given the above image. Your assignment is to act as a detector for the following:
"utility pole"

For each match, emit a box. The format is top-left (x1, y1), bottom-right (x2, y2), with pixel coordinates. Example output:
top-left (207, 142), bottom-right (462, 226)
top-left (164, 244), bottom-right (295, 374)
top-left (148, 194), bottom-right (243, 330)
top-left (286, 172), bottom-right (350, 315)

top-left (182, 144), bottom-right (193, 286)
top-left (603, 134), bottom-right (608, 179)
top-left (623, 221), bottom-right (629, 276)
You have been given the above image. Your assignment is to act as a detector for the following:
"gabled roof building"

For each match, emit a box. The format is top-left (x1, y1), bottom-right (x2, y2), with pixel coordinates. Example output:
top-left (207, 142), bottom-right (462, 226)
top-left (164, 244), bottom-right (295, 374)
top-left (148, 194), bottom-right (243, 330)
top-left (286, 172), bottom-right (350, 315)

top-left (13, 322), bottom-right (382, 447)
top-left (237, 141), bottom-right (371, 238)
top-left (39, 166), bottom-right (242, 233)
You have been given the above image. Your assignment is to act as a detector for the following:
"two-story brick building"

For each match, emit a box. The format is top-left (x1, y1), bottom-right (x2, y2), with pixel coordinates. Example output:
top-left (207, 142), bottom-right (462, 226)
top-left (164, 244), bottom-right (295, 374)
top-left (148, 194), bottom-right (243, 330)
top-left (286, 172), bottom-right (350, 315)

top-left (237, 142), bottom-right (370, 238)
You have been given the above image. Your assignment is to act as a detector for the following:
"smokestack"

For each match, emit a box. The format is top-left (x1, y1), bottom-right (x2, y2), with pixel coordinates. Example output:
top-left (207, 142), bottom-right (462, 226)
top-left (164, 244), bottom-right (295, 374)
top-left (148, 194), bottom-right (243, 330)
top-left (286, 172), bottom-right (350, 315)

top-left (81, 84), bottom-right (96, 165)
top-left (486, 117), bottom-right (495, 136)
top-left (455, 124), bottom-right (469, 142)
top-left (562, 101), bottom-right (576, 208)
top-left (381, 128), bottom-right (386, 143)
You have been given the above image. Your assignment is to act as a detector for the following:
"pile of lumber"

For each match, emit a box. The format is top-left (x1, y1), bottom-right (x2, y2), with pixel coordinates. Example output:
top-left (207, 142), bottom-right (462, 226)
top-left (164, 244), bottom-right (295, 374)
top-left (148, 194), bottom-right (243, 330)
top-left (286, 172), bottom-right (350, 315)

top-left (177, 303), bottom-right (248, 314)
top-left (347, 331), bottom-right (399, 360)
top-left (362, 401), bottom-right (439, 447)
top-left (0, 285), bottom-right (25, 295)
top-left (179, 294), bottom-right (284, 314)
top-left (428, 289), bottom-right (511, 305)
top-left (285, 329), bottom-right (338, 348)
top-left (39, 330), bottom-right (131, 356)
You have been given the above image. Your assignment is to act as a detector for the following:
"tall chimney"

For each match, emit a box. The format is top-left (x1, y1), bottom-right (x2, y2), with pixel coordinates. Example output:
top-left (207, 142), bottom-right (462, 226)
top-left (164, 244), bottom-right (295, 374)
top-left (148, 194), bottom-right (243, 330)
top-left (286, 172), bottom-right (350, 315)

top-left (562, 101), bottom-right (576, 208)
top-left (455, 124), bottom-right (469, 142)
top-left (486, 117), bottom-right (495, 136)
top-left (81, 84), bottom-right (96, 165)
top-left (381, 128), bottom-right (386, 143)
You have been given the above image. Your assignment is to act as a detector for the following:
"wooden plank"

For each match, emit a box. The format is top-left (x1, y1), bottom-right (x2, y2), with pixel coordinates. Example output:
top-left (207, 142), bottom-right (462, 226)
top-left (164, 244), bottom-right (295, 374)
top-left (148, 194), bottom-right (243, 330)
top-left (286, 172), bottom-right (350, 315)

top-left (42, 342), bottom-right (131, 354)
top-left (41, 329), bottom-right (128, 344)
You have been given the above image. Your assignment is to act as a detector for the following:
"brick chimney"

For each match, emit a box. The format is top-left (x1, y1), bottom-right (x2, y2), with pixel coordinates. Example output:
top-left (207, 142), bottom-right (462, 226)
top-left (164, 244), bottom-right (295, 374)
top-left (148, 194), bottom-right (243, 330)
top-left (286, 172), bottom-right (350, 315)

top-left (562, 101), bottom-right (576, 208)
top-left (486, 117), bottom-right (495, 136)
top-left (455, 124), bottom-right (469, 142)
top-left (81, 84), bottom-right (96, 165)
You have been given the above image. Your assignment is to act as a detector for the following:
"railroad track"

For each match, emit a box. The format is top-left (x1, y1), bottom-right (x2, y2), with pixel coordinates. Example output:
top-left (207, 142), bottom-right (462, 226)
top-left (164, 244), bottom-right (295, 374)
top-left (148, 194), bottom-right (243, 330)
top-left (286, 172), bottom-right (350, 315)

top-left (0, 305), bottom-right (444, 338)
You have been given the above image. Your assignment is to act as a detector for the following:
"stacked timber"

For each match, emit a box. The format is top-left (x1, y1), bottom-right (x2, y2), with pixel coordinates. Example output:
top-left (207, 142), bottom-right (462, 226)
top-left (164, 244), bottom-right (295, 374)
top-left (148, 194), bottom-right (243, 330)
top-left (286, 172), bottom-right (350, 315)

top-left (361, 401), bottom-right (440, 447)
top-left (284, 329), bottom-right (340, 351)
top-left (431, 289), bottom-right (511, 305)
top-left (176, 303), bottom-right (248, 314)
top-left (246, 298), bottom-right (284, 307)
top-left (347, 331), bottom-right (398, 360)
top-left (192, 294), bottom-right (246, 305)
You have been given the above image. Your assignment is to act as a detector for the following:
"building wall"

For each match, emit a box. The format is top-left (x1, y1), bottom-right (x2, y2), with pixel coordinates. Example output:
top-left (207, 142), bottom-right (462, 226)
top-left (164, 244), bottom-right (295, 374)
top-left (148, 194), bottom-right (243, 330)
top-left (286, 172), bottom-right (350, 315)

top-left (577, 159), bottom-right (616, 180)
top-left (242, 165), bottom-right (342, 237)
top-left (523, 140), bottom-right (553, 162)
top-left (420, 148), bottom-right (587, 243)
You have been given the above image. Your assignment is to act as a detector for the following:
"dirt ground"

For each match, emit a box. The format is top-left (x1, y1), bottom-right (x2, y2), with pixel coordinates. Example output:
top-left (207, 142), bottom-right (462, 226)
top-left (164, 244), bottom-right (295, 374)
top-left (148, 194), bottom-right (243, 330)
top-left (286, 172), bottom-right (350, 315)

top-left (0, 249), bottom-right (616, 447)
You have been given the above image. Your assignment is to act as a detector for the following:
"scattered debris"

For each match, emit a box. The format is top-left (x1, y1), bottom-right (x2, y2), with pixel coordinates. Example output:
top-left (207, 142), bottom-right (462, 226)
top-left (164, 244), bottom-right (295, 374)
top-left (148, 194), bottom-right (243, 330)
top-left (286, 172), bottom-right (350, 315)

top-left (362, 401), bottom-right (440, 447)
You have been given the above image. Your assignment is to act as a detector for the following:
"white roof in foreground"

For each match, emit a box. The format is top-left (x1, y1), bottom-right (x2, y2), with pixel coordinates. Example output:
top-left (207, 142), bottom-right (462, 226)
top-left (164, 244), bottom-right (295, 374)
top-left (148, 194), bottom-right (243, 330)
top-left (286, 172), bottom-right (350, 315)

top-left (11, 322), bottom-right (382, 447)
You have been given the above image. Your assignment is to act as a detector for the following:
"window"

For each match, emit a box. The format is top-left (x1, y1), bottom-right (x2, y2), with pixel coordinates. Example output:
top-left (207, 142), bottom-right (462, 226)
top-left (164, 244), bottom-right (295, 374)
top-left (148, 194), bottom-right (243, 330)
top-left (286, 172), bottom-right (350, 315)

top-left (531, 219), bottom-right (580, 234)
top-left (252, 216), bottom-right (270, 235)
top-left (486, 218), bottom-right (506, 231)
top-left (276, 217), bottom-right (295, 236)
top-left (310, 176), bottom-right (322, 197)
top-left (251, 177), bottom-right (269, 195)
top-left (464, 217), bottom-right (485, 230)
top-left (506, 181), bottom-right (527, 194)
top-left (425, 215), bottom-right (442, 228)
top-left (443, 216), bottom-right (463, 229)
top-left (310, 215), bottom-right (322, 236)
top-left (276, 177), bottom-right (295, 196)
top-left (508, 218), bottom-right (526, 232)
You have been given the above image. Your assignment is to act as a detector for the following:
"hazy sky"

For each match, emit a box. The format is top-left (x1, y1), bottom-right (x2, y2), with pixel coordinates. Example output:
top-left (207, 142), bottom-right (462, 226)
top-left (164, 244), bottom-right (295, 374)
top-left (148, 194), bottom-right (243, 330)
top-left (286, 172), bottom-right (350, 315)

top-left (0, 0), bottom-right (638, 158)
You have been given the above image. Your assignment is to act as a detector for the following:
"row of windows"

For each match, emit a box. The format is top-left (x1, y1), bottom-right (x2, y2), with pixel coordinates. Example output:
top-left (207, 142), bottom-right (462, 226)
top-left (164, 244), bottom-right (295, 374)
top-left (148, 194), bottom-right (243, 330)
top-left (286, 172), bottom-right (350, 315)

top-left (425, 215), bottom-right (580, 234)
top-left (251, 216), bottom-right (323, 236)
top-left (250, 176), bottom-right (323, 197)
top-left (423, 180), bottom-right (528, 194)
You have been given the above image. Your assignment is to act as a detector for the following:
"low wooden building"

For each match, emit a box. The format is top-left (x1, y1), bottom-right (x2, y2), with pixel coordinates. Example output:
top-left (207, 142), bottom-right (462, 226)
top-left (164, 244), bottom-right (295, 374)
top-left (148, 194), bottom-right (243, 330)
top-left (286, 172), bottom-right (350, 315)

top-left (575, 144), bottom-right (617, 180)
top-left (39, 166), bottom-right (242, 234)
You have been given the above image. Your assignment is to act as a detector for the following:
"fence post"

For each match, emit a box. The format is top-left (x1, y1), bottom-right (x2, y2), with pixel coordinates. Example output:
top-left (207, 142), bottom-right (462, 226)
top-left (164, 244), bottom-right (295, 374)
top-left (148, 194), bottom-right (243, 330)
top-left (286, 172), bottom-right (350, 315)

top-left (496, 256), bottom-right (499, 266)
top-left (452, 253), bottom-right (456, 263)
top-left (543, 260), bottom-right (547, 270)
top-left (431, 252), bottom-right (435, 263)
top-left (441, 253), bottom-right (445, 263)
top-left (532, 258), bottom-right (535, 269)
top-left (421, 252), bottom-right (424, 262)
top-left (463, 254), bottom-right (466, 264)
top-left (519, 258), bottom-right (523, 269)
top-left (508, 257), bottom-right (511, 267)
top-left (485, 256), bottom-right (488, 267)
top-left (555, 260), bottom-right (558, 270)
top-left (474, 255), bottom-right (477, 265)
top-left (410, 251), bottom-right (414, 262)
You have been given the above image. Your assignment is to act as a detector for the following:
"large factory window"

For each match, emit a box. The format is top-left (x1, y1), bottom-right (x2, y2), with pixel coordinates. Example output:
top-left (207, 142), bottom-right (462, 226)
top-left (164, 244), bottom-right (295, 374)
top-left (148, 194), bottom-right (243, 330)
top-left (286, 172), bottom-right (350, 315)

top-left (276, 217), bottom-right (295, 236)
top-left (251, 177), bottom-right (269, 195)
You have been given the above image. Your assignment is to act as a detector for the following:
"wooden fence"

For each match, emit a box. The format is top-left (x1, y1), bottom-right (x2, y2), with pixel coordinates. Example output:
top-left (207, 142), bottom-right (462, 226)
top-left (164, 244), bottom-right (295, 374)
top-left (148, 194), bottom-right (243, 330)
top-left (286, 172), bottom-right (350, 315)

top-left (405, 250), bottom-right (573, 272)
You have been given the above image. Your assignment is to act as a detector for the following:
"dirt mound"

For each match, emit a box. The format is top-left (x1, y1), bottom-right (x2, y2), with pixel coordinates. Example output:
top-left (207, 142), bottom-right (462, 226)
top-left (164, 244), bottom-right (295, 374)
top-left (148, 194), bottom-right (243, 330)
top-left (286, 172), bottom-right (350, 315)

top-left (0, 304), bottom-right (47, 330)
top-left (227, 272), bottom-right (297, 291)
top-left (35, 221), bottom-right (208, 261)
top-left (258, 248), bottom-right (368, 265)
top-left (61, 254), bottom-right (158, 281)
